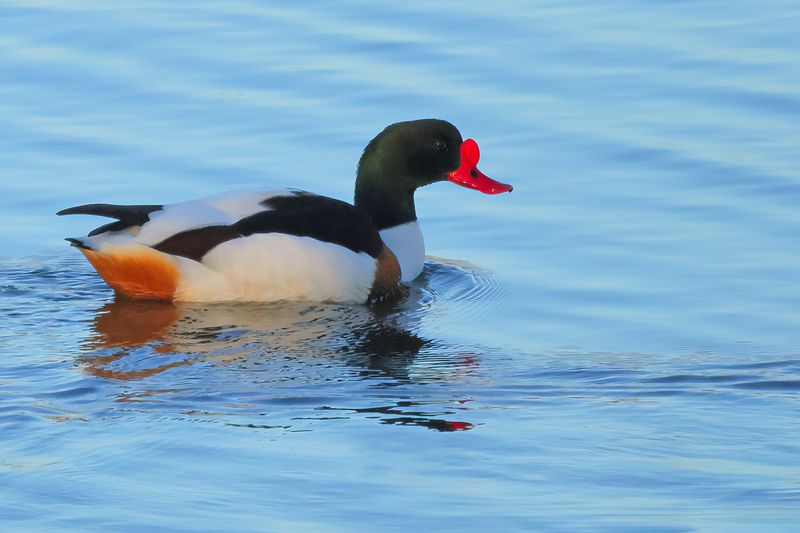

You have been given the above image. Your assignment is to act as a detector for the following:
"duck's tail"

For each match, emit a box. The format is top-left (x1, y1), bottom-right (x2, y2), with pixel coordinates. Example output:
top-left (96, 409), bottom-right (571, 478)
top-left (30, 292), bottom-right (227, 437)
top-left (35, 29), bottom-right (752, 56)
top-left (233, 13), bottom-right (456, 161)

top-left (75, 245), bottom-right (180, 300)
top-left (59, 202), bottom-right (178, 300)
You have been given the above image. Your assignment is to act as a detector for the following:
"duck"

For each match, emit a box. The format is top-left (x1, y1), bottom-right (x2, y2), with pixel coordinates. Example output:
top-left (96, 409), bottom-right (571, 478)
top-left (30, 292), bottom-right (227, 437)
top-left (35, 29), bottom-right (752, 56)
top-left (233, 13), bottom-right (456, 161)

top-left (58, 119), bottom-right (513, 304)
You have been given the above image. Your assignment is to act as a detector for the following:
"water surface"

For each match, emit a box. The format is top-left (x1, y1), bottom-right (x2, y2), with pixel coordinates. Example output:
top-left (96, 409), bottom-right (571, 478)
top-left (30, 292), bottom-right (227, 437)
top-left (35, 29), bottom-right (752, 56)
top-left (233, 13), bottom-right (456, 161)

top-left (2, 1), bottom-right (800, 531)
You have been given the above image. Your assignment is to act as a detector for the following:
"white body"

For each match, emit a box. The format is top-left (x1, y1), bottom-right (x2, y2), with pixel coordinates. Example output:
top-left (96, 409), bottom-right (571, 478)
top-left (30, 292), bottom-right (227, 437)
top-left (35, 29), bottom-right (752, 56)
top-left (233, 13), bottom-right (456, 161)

top-left (379, 221), bottom-right (425, 282)
top-left (82, 190), bottom-right (377, 303)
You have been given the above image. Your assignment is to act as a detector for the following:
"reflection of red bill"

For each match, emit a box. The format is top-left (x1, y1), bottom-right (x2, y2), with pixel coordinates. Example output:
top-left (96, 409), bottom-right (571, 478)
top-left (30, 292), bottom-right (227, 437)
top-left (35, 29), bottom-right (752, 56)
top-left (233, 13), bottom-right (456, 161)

top-left (448, 139), bottom-right (513, 194)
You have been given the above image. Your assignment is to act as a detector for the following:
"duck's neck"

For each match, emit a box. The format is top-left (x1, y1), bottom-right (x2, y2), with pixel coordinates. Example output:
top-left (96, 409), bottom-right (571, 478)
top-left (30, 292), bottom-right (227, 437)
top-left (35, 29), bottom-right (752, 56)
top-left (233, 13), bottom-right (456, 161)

top-left (354, 138), bottom-right (420, 230)
top-left (354, 182), bottom-right (416, 230)
top-left (354, 166), bottom-right (425, 281)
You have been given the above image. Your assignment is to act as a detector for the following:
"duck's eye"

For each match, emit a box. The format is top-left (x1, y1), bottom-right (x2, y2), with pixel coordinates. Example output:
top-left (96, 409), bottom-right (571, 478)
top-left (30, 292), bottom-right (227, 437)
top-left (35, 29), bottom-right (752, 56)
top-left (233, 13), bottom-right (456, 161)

top-left (434, 139), bottom-right (447, 151)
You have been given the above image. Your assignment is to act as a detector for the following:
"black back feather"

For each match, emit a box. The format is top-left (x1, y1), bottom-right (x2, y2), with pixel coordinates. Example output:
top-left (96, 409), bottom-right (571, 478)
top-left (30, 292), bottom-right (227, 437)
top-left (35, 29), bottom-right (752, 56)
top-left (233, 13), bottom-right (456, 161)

top-left (57, 203), bottom-right (163, 225)
top-left (87, 220), bottom-right (136, 237)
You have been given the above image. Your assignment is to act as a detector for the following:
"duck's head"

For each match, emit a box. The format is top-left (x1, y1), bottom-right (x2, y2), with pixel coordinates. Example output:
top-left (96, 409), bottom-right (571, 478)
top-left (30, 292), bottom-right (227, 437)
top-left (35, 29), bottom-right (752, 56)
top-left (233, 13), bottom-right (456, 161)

top-left (355, 119), bottom-right (512, 229)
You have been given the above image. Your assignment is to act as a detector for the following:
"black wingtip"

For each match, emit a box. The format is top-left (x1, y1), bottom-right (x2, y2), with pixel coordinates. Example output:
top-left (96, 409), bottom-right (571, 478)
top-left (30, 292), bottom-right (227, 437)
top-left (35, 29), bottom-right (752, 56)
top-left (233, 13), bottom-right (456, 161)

top-left (57, 206), bottom-right (91, 216)
top-left (65, 238), bottom-right (90, 249)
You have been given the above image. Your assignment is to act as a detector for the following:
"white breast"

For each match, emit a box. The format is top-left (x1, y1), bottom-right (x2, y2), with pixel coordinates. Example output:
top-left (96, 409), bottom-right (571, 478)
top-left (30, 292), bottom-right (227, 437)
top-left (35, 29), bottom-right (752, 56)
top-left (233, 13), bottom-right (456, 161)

top-left (379, 221), bottom-right (425, 282)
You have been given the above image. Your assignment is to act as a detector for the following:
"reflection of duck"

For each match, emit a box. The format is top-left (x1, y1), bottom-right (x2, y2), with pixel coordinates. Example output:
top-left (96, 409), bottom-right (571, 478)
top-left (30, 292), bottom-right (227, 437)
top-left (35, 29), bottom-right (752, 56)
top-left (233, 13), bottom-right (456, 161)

top-left (317, 402), bottom-right (474, 432)
top-left (84, 262), bottom-right (489, 380)
top-left (81, 261), bottom-right (488, 431)
top-left (84, 295), bottom-right (432, 381)
top-left (59, 119), bottom-right (511, 303)
top-left (91, 299), bottom-right (181, 347)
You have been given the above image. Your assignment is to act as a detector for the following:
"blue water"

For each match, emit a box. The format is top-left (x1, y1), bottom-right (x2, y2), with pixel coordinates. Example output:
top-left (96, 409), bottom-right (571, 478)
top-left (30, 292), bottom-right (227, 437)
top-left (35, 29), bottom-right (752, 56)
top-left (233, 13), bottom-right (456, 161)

top-left (2, 1), bottom-right (800, 531)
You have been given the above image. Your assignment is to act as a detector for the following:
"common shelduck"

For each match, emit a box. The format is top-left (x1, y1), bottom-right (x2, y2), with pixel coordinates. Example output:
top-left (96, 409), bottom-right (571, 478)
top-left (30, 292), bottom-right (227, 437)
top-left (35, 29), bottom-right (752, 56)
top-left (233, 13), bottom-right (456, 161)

top-left (59, 119), bottom-right (513, 303)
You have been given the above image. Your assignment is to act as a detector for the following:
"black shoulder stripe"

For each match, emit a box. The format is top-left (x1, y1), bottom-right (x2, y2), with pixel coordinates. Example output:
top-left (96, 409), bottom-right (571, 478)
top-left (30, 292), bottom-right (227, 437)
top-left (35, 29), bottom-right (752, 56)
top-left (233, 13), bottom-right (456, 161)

top-left (151, 194), bottom-right (383, 262)
top-left (237, 194), bottom-right (383, 258)
top-left (153, 225), bottom-right (242, 262)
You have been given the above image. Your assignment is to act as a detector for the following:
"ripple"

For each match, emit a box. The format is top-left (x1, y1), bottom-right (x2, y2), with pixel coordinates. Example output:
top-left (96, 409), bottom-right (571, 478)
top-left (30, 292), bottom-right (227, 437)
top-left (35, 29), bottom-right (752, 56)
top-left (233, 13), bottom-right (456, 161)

top-left (722, 359), bottom-right (800, 370)
top-left (646, 374), bottom-right (758, 384)
top-left (419, 258), bottom-right (507, 308)
top-left (731, 380), bottom-right (800, 391)
top-left (37, 386), bottom-right (98, 399)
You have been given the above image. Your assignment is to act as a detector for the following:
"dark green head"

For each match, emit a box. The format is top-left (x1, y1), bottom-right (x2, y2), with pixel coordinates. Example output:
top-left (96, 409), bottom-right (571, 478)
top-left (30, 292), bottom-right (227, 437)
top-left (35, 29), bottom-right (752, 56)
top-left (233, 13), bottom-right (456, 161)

top-left (354, 119), bottom-right (464, 229)
top-left (354, 119), bottom-right (512, 230)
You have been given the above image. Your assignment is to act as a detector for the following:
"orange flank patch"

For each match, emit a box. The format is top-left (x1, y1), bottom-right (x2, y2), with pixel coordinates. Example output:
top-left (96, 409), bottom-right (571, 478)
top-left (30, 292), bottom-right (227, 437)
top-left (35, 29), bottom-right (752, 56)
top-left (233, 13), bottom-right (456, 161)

top-left (80, 247), bottom-right (179, 300)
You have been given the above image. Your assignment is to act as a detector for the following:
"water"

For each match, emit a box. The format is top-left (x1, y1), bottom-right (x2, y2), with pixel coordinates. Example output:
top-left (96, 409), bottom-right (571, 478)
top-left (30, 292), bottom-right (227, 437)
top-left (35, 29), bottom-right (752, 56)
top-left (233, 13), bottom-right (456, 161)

top-left (2, 0), bottom-right (800, 531)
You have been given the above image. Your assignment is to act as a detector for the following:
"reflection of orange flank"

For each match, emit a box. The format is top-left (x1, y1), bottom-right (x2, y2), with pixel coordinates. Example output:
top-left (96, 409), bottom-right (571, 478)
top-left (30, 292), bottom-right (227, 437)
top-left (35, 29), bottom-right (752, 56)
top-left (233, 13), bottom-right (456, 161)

top-left (79, 247), bottom-right (179, 300)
